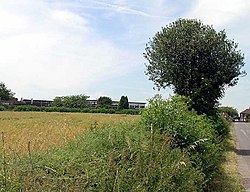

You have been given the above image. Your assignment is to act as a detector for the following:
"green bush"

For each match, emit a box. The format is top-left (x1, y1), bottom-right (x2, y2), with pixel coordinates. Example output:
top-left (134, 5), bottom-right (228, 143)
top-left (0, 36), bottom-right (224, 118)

top-left (0, 106), bottom-right (6, 111)
top-left (118, 109), bottom-right (141, 115)
top-left (5, 123), bottom-right (204, 191)
top-left (90, 108), bottom-right (116, 114)
top-left (81, 108), bottom-right (90, 113)
top-left (12, 106), bottom-right (141, 115)
top-left (14, 105), bottom-right (41, 112)
top-left (141, 94), bottom-right (222, 187)
top-left (210, 113), bottom-right (230, 141)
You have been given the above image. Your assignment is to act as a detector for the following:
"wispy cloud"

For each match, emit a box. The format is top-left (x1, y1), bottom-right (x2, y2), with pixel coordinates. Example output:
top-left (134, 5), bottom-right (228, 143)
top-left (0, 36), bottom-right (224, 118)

top-left (186, 0), bottom-right (250, 26)
top-left (61, 0), bottom-right (173, 19)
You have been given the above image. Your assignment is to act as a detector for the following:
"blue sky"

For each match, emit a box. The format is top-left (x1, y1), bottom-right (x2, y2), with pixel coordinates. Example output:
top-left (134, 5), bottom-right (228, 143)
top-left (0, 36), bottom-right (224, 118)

top-left (0, 0), bottom-right (249, 112)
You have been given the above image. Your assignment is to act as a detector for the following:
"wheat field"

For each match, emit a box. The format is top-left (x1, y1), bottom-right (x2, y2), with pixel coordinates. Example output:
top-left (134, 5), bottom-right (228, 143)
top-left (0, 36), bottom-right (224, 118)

top-left (0, 111), bottom-right (140, 156)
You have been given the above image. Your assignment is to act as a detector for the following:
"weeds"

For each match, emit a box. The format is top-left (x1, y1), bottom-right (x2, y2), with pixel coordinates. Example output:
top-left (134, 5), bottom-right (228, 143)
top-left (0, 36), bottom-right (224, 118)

top-left (3, 123), bottom-right (203, 191)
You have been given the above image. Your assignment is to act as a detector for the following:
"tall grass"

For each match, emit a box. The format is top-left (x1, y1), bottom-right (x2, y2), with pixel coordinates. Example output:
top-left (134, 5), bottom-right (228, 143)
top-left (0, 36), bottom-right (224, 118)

top-left (0, 112), bottom-right (139, 156)
top-left (0, 103), bottom-right (243, 191)
top-left (1, 122), bottom-right (204, 191)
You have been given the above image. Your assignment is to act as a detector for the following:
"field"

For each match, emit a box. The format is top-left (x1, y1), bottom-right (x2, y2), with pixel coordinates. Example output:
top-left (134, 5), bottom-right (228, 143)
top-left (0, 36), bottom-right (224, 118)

top-left (0, 111), bottom-right (140, 156)
top-left (0, 111), bottom-right (244, 191)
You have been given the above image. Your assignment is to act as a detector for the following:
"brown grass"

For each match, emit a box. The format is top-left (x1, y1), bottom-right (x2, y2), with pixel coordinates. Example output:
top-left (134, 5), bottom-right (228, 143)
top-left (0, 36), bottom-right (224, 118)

top-left (0, 111), bottom-right (140, 156)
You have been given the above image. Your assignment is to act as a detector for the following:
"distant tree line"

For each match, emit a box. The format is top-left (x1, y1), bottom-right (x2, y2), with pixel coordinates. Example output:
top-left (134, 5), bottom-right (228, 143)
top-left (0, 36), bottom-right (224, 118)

top-left (52, 95), bottom-right (130, 110)
top-left (0, 82), bottom-right (140, 114)
top-left (0, 82), bottom-right (17, 101)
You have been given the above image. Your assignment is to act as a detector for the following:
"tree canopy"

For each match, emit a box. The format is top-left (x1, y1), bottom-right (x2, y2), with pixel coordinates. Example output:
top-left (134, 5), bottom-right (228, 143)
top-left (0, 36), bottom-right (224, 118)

top-left (118, 96), bottom-right (129, 110)
top-left (0, 82), bottom-right (16, 101)
top-left (52, 95), bottom-right (90, 109)
top-left (97, 96), bottom-right (112, 109)
top-left (144, 19), bottom-right (245, 115)
top-left (219, 106), bottom-right (238, 118)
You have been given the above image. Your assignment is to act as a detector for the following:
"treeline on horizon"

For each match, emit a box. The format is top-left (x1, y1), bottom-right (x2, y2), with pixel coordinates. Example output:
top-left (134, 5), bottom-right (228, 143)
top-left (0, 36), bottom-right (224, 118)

top-left (0, 93), bottom-right (141, 115)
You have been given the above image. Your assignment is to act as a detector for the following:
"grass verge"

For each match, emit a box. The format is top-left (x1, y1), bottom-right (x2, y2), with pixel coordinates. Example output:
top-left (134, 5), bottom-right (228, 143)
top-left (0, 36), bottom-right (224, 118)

top-left (207, 124), bottom-right (244, 191)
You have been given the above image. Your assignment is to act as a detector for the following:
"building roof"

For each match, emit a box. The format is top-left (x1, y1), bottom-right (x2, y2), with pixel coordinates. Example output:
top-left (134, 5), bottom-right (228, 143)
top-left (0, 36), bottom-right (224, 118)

top-left (240, 108), bottom-right (250, 114)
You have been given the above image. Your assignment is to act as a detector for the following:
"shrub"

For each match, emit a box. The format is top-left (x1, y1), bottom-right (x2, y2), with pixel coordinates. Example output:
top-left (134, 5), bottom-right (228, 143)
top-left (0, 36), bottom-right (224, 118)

top-left (41, 107), bottom-right (81, 113)
top-left (118, 109), bottom-right (141, 115)
top-left (141, 94), bottom-right (222, 187)
top-left (6, 123), bottom-right (204, 191)
top-left (210, 113), bottom-right (230, 141)
top-left (90, 108), bottom-right (116, 114)
top-left (0, 106), bottom-right (6, 111)
top-left (14, 105), bottom-right (41, 112)
top-left (81, 108), bottom-right (90, 113)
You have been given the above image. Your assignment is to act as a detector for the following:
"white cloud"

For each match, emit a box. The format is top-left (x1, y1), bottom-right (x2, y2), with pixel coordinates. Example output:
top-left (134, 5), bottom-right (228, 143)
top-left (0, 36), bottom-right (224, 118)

top-left (0, 11), bottom-right (29, 34)
top-left (51, 10), bottom-right (88, 28)
top-left (187, 0), bottom-right (250, 26)
top-left (0, 1), bottom-right (137, 99)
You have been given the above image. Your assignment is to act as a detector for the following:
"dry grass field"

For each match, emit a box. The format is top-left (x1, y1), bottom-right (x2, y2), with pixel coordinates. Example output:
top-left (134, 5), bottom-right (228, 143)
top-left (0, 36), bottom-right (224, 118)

top-left (0, 111), bottom-right (140, 156)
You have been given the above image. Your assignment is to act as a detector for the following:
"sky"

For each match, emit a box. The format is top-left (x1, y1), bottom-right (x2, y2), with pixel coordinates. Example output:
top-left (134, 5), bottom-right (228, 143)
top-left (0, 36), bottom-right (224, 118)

top-left (0, 0), bottom-right (249, 112)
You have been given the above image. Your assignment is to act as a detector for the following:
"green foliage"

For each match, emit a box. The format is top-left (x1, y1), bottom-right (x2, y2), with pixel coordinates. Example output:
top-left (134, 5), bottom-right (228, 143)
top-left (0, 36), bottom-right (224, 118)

top-left (4, 123), bottom-right (204, 191)
top-left (247, 114), bottom-right (250, 122)
top-left (118, 109), bottom-right (141, 115)
top-left (209, 114), bottom-right (230, 141)
top-left (97, 96), bottom-right (112, 109)
top-left (52, 97), bottom-right (63, 107)
top-left (52, 95), bottom-right (90, 109)
top-left (144, 18), bottom-right (245, 115)
top-left (13, 106), bottom-right (134, 115)
top-left (0, 82), bottom-right (16, 101)
top-left (141, 95), bottom-right (222, 186)
top-left (0, 106), bottom-right (6, 111)
top-left (118, 96), bottom-right (129, 110)
top-left (219, 106), bottom-right (239, 118)
top-left (14, 105), bottom-right (41, 112)
top-left (90, 108), bottom-right (116, 114)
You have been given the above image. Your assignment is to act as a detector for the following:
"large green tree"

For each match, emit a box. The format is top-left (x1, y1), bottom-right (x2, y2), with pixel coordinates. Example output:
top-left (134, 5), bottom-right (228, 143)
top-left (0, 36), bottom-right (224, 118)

top-left (0, 82), bottom-right (16, 101)
top-left (52, 95), bottom-right (89, 109)
top-left (118, 96), bottom-right (129, 110)
top-left (97, 96), bottom-right (112, 109)
top-left (144, 19), bottom-right (245, 115)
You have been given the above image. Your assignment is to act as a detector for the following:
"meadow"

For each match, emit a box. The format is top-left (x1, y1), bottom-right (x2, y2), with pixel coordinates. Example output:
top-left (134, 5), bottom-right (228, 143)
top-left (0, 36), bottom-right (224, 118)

top-left (0, 111), bottom-right (140, 156)
top-left (0, 107), bottom-right (243, 191)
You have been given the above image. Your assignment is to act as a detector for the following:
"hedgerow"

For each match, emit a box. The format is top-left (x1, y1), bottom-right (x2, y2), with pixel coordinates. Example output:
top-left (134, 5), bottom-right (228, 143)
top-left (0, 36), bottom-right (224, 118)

top-left (13, 106), bottom-right (140, 115)
top-left (14, 105), bottom-right (40, 111)
top-left (141, 94), bottom-right (224, 188)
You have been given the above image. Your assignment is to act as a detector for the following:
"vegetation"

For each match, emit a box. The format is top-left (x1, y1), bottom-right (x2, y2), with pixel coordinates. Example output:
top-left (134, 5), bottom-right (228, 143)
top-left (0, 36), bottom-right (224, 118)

top-left (144, 18), bottom-right (245, 115)
top-left (97, 96), bottom-right (113, 109)
top-left (0, 18), bottom-right (244, 190)
top-left (52, 95), bottom-right (90, 109)
top-left (141, 95), bottom-right (222, 188)
top-left (118, 96), bottom-right (129, 110)
top-left (207, 125), bottom-right (244, 191)
top-left (0, 112), bottom-right (139, 156)
top-left (0, 97), bottom-right (243, 191)
top-left (246, 114), bottom-right (250, 122)
top-left (0, 82), bottom-right (16, 101)
top-left (219, 106), bottom-right (239, 118)
top-left (1, 122), bottom-right (204, 191)
top-left (13, 105), bottom-right (140, 115)
top-left (0, 106), bottom-right (6, 111)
